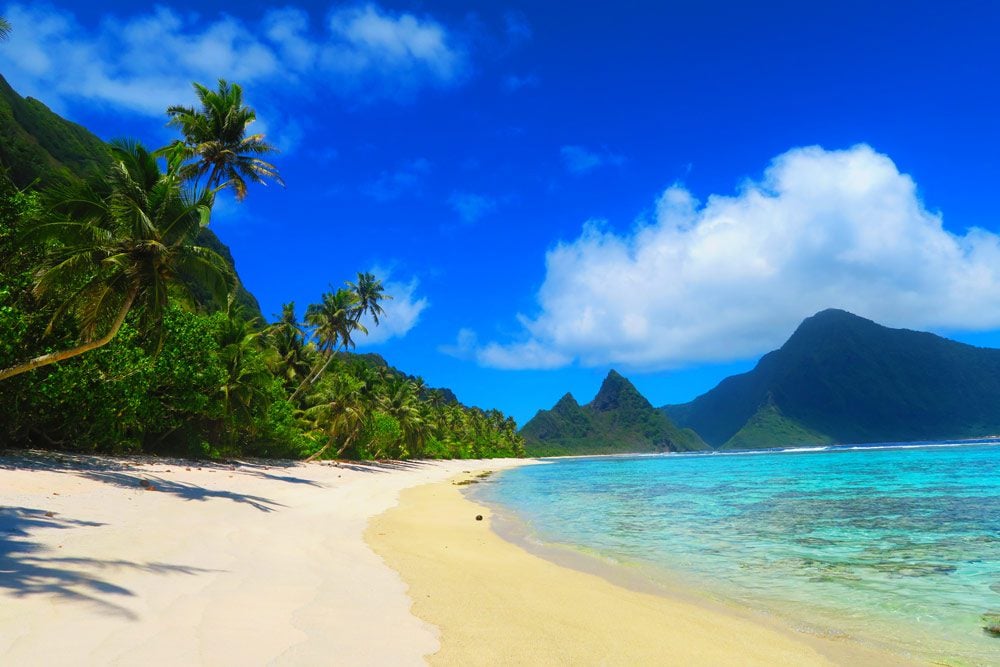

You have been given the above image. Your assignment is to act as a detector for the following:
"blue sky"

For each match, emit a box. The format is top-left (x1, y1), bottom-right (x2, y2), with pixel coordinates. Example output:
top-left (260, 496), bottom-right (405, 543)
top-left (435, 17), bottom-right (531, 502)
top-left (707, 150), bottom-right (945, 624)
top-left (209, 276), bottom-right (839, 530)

top-left (2, 1), bottom-right (1000, 424)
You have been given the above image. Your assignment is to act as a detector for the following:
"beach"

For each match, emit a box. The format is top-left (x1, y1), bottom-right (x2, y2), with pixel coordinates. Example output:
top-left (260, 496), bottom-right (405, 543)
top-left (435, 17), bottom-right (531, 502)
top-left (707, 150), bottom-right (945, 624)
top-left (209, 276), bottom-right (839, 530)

top-left (1, 453), bottom-right (913, 666)
top-left (368, 469), bottom-right (916, 666)
top-left (0, 453), bottom-right (522, 665)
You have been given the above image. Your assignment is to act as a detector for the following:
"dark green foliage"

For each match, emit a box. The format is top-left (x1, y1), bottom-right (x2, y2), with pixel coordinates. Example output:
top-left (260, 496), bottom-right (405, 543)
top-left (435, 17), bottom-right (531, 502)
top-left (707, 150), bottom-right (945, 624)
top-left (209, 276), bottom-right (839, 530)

top-left (521, 370), bottom-right (707, 456)
top-left (0, 76), bottom-right (522, 461)
top-left (720, 395), bottom-right (834, 450)
top-left (192, 228), bottom-right (263, 319)
top-left (664, 309), bottom-right (1000, 448)
top-left (0, 74), bottom-right (260, 321)
top-left (0, 74), bottom-right (110, 188)
top-left (297, 354), bottom-right (525, 461)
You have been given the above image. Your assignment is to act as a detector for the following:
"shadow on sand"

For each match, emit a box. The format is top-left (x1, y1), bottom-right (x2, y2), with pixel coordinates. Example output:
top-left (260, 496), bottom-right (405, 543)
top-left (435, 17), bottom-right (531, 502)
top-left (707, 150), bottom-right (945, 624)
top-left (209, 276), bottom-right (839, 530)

top-left (328, 460), bottom-right (434, 474)
top-left (79, 471), bottom-right (285, 513)
top-left (0, 507), bottom-right (215, 619)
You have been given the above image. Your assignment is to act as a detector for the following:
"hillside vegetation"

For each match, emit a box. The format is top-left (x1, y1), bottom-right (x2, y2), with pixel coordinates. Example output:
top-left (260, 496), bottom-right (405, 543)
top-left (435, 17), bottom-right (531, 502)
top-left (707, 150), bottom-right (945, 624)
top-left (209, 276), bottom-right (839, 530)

top-left (0, 75), bottom-right (524, 460)
top-left (663, 309), bottom-right (1000, 448)
top-left (521, 370), bottom-right (707, 456)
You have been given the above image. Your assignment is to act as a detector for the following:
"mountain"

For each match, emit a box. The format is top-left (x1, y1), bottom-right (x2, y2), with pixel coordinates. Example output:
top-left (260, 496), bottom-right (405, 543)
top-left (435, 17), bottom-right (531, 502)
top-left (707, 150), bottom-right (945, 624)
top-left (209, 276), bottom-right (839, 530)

top-left (0, 73), bottom-right (261, 318)
top-left (0, 74), bottom-right (111, 188)
top-left (521, 370), bottom-right (708, 456)
top-left (662, 309), bottom-right (1000, 448)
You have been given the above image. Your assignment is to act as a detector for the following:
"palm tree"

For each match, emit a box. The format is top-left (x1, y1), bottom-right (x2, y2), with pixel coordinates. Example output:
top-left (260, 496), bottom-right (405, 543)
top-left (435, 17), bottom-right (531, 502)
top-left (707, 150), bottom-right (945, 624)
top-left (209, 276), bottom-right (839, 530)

top-left (215, 303), bottom-right (273, 443)
top-left (302, 373), bottom-right (370, 461)
top-left (0, 140), bottom-right (233, 382)
top-left (163, 80), bottom-right (284, 201)
top-left (289, 288), bottom-right (367, 401)
top-left (266, 302), bottom-right (313, 389)
top-left (379, 377), bottom-right (430, 457)
top-left (348, 272), bottom-right (391, 326)
top-left (0, 18), bottom-right (12, 40)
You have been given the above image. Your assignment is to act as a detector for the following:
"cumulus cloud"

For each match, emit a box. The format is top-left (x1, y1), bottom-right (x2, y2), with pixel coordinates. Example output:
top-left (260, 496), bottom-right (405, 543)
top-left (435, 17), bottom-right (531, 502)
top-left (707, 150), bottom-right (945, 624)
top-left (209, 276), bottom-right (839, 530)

top-left (560, 145), bottom-right (625, 175)
top-left (0, 2), bottom-right (468, 117)
top-left (323, 3), bottom-right (466, 98)
top-left (473, 144), bottom-right (1000, 370)
top-left (356, 272), bottom-right (429, 346)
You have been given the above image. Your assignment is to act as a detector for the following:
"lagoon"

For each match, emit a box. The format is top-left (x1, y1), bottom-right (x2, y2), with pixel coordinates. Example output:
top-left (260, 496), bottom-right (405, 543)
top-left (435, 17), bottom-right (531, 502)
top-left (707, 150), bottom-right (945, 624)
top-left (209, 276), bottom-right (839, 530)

top-left (473, 442), bottom-right (1000, 665)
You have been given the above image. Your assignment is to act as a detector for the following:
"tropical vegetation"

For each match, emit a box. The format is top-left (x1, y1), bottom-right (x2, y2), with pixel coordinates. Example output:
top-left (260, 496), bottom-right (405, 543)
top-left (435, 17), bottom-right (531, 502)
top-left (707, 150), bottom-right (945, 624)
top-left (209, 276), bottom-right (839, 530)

top-left (0, 77), bottom-right (524, 460)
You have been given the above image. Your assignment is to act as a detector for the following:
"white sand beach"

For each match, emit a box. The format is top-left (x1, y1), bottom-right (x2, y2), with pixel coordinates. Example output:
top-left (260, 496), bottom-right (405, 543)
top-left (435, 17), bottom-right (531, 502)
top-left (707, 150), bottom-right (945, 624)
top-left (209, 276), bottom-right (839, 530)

top-left (1, 453), bottom-right (915, 666)
top-left (0, 453), bottom-right (524, 666)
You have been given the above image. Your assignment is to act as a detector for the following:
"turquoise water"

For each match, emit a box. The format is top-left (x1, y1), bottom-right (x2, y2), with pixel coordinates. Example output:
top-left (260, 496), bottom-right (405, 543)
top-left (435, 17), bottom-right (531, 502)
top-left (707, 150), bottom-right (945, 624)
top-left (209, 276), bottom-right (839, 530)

top-left (471, 442), bottom-right (1000, 665)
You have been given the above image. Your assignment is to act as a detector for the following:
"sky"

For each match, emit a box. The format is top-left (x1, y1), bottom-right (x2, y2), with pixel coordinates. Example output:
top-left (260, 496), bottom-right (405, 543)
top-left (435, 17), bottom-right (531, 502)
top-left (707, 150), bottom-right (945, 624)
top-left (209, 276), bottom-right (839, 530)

top-left (2, 1), bottom-right (999, 425)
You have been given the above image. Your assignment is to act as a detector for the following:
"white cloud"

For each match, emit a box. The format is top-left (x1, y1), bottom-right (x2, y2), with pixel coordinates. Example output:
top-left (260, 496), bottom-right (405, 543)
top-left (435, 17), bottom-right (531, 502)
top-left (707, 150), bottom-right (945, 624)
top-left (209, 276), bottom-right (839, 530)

top-left (439, 328), bottom-right (570, 368)
top-left (560, 145), bottom-right (625, 175)
top-left (438, 327), bottom-right (479, 359)
top-left (475, 144), bottom-right (1000, 370)
top-left (0, 2), bottom-right (467, 118)
top-left (323, 3), bottom-right (465, 98)
top-left (356, 272), bottom-right (429, 346)
top-left (448, 191), bottom-right (497, 224)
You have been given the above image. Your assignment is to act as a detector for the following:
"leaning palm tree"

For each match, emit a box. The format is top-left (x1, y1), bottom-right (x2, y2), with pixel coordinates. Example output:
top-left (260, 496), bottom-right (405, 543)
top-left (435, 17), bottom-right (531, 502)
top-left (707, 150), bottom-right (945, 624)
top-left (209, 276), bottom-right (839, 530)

top-left (0, 18), bottom-right (12, 40)
top-left (289, 288), bottom-right (367, 402)
top-left (0, 140), bottom-right (234, 382)
top-left (163, 79), bottom-right (283, 201)
top-left (301, 373), bottom-right (370, 461)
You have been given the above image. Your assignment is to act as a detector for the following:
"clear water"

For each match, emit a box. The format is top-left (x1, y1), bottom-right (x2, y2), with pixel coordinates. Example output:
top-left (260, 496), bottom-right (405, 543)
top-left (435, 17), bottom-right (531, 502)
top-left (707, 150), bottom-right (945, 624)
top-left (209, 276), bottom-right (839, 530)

top-left (471, 442), bottom-right (1000, 665)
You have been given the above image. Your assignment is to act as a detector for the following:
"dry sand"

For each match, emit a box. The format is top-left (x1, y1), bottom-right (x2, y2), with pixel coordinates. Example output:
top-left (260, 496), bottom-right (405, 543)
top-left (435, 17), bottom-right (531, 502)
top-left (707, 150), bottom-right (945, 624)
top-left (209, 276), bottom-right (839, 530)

top-left (0, 452), bottom-right (524, 666)
top-left (367, 469), bottom-right (919, 666)
top-left (1, 453), bottom-right (916, 666)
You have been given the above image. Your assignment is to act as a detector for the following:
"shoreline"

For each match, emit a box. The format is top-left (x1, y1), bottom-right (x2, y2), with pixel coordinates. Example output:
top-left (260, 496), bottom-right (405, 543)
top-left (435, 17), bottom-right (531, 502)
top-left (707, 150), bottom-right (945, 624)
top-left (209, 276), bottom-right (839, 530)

top-left (367, 469), bottom-right (918, 666)
top-left (0, 451), bottom-right (526, 665)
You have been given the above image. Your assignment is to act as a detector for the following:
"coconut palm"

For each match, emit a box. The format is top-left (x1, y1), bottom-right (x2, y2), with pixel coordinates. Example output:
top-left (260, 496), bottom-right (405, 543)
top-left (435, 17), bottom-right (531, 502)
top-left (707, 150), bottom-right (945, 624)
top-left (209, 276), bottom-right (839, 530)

top-left (163, 79), bottom-right (283, 201)
top-left (266, 302), bottom-right (313, 389)
top-left (215, 303), bottom-right (273, 440)
top-left (289, 288), bottom-right (367, 401)
top-left (348, 272), bottom-right (391, 326)
top-left (0, 18), bottom-right (12, 40)
top-left (302, 373), bottom-right (370, 461)
top-left (0, 140), bottom-right (233, 382)
top-left (378, 377), bottom-right (430, 457)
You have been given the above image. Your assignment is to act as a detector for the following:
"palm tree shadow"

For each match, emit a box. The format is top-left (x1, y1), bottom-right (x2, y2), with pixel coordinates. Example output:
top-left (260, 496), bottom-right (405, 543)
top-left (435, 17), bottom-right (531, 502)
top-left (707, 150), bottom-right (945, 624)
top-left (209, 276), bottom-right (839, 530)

top-left (330, 460), bottom-right (434, 474)
top-left (0, 507), bottom-right (216, 620)
top-left (80, 471), bottom-right (285, 512)
top-left (243, 470), bottom-right (323, 487)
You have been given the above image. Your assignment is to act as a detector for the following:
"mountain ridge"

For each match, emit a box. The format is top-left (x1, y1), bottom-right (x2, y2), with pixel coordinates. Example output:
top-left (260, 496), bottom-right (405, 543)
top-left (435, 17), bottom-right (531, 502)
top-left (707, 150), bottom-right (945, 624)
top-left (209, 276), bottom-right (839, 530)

top-left (662, 308), bottom-right (1000, 448)
top-left (521, 369), bottom-right (708, 456)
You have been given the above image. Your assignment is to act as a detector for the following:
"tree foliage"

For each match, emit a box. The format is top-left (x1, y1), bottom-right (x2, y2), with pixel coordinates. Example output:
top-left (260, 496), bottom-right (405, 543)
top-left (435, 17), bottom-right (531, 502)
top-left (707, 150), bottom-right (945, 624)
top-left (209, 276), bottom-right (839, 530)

top-left (0, 79), bottom-right (525, 461)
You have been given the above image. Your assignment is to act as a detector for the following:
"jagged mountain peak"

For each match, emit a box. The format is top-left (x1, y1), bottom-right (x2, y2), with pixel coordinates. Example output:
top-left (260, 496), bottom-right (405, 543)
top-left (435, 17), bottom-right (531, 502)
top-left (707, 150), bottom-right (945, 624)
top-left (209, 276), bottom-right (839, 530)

top-left (590, 369), bottom-right (651, 412)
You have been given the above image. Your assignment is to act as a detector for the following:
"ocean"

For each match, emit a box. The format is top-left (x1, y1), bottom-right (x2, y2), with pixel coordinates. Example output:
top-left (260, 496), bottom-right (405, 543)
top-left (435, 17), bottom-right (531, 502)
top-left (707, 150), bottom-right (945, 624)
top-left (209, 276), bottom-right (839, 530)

top-left (470, 441), bottom-right (1000, 665)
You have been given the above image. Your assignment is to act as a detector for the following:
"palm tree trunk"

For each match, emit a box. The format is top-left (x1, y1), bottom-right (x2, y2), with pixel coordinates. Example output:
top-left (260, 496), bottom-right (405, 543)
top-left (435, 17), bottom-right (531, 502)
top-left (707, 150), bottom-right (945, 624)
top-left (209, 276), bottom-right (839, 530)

top-left (289, 346), bottom-right (341, 402)
top-left (0, 286), bottom-right (139, 382)
top-left (305, 430), bottom-right (355, 463)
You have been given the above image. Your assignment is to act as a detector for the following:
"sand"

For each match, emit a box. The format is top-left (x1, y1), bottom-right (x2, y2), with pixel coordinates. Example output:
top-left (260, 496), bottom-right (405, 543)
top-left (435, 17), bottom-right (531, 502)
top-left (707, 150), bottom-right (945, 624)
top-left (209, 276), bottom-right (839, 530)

top-left (0, 452), bottom-right (525, 666)
top-left (1, 453), bottom-right (916, 666)
top-left (367, 469), bottom-right (919, 666)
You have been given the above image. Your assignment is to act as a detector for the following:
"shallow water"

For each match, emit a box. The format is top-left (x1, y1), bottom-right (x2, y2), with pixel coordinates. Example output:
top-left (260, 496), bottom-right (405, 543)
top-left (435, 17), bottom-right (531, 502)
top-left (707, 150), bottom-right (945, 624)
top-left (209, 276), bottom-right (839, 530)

top-left (471, 441), bottom-right (1000, 665)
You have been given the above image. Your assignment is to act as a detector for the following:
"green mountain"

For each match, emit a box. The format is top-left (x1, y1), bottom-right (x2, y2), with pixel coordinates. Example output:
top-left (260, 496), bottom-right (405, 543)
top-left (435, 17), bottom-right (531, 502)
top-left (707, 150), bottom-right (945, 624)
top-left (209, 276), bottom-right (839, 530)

top-left (0, 73), bottom-right (261, 319)
top-left (0, 74), bottom-right (111, 188)
top-left (521, 370), bottom-right (708, 456)
top-left (662, 309), bottom-right (1000, 449)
